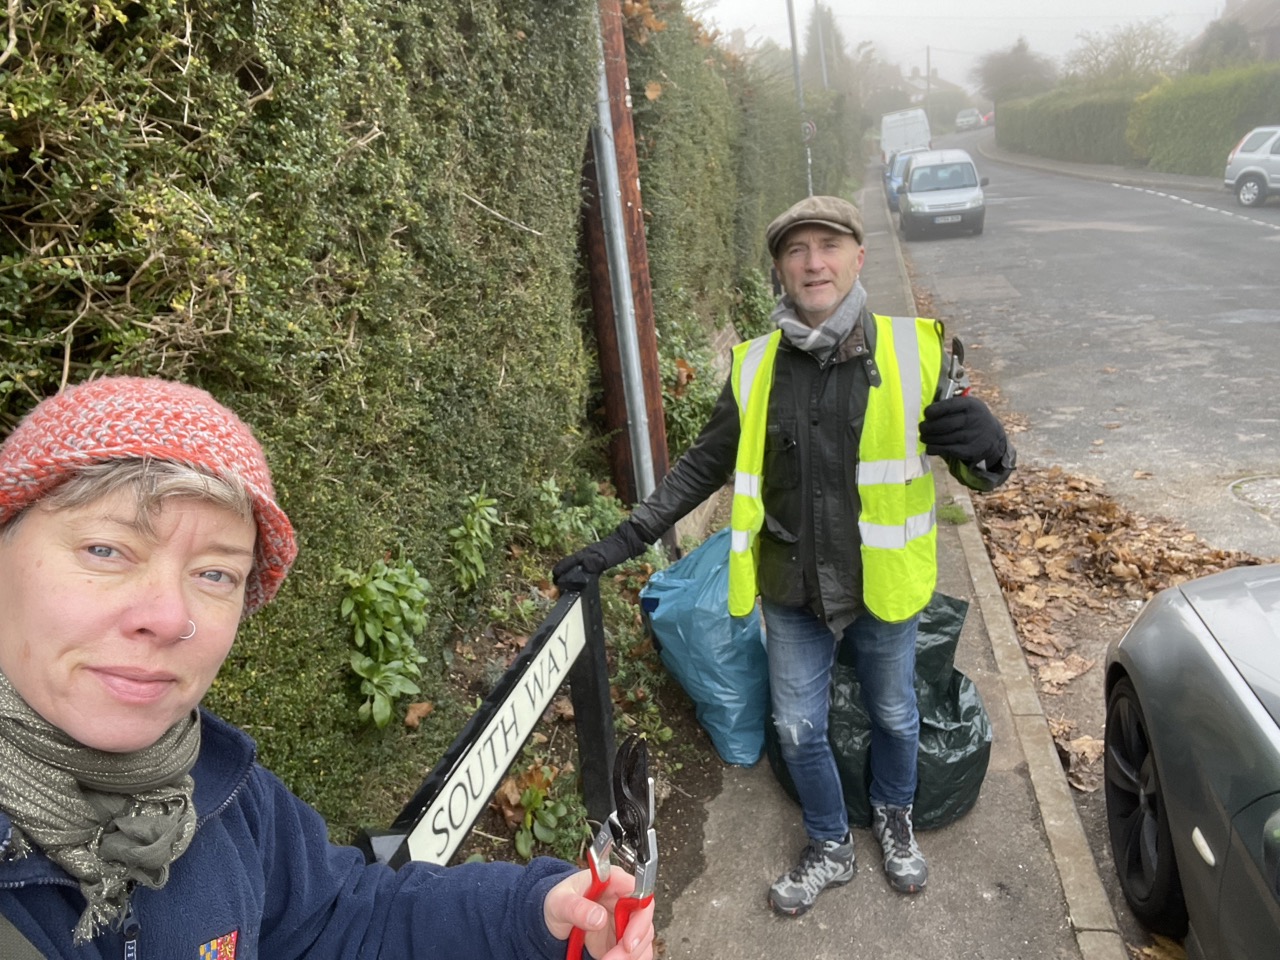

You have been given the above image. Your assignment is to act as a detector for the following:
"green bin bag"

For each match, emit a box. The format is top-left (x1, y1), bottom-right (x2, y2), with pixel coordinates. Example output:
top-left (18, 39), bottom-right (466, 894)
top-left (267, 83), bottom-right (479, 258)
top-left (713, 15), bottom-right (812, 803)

top-left (765, 592), bottom-right (991, 829)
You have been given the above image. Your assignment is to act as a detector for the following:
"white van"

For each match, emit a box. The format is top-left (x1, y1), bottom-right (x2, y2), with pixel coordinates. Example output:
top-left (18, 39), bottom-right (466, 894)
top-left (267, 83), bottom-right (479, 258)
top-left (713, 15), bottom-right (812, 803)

top-left (880, 108), bottom-right (931, 164)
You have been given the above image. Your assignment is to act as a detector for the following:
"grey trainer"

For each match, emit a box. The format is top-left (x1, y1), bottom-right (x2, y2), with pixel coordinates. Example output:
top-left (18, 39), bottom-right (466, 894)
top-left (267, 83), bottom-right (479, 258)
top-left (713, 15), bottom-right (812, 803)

top-left (768, 833), bottom-right (855, 916)
top-left (871, 803), bottom-right (928, 893)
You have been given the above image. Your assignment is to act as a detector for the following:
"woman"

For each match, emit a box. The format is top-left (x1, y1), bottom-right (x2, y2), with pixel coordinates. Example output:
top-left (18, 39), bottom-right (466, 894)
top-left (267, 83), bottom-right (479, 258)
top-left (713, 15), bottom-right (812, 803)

top-left (0, 376), bottom-right (654, 960)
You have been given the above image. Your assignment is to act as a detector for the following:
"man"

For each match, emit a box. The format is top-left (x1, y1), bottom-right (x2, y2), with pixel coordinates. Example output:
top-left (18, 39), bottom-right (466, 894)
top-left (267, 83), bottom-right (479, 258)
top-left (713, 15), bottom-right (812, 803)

top-left (554, 196), bottom-right (1014, 916)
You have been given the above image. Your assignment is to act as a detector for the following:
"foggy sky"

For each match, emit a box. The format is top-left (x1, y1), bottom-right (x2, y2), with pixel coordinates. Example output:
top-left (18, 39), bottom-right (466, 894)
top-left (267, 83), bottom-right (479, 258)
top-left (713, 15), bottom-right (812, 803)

top-left (699, 0), bottom-right (1225, 90)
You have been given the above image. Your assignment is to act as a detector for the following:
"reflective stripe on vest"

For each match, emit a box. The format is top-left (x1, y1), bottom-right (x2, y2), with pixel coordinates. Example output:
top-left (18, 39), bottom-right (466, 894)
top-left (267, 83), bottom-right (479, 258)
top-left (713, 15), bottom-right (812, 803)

top-left (727, 331), bottom-right (782, 616)
top-left (858, 314), bottom-right (942, 620)
top-left (727, 317), bottom-right (942, 621)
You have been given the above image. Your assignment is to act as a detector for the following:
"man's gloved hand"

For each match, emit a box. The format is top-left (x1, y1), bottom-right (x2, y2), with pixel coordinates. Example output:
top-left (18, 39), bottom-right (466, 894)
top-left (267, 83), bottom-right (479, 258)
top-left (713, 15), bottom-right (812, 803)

top-left (919, 395), bottom-right (1007, 465)
top-left (552, 521), bottom-right (647, 586)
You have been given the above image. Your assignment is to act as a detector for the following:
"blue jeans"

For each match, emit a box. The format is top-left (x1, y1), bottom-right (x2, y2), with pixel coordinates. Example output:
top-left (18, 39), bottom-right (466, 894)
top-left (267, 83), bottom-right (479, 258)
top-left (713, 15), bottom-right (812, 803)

top-left (764, 600), bottom-right (920, 841)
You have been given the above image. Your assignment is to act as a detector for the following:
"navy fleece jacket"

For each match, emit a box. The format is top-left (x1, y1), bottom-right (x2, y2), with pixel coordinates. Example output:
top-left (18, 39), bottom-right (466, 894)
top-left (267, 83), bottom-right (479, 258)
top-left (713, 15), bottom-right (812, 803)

top-left (0, 710), bottom-right (576, 959)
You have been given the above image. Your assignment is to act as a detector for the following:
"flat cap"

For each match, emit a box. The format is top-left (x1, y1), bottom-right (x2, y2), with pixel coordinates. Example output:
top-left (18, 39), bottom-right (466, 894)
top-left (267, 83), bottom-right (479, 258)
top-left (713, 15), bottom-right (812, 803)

top-left (766, 195), bottom-right (864, 256)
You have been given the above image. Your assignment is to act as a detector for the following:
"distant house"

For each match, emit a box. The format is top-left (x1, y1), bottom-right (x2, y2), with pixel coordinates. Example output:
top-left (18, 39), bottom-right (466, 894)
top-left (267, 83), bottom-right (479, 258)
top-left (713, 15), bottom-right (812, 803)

top-left (862, 62), bottom-right (966, 106)
top-left (1219, 0), bottom-right (1280, 60)
top-left (901, 66), bottom-right (966, 105)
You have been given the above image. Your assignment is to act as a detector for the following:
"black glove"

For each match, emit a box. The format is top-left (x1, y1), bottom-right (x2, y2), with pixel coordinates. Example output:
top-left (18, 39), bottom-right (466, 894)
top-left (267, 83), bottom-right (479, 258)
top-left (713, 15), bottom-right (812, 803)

top-left (552, 521), bottom-right (647, 586)
top-left (919, 395), bottom-right (1007, 465)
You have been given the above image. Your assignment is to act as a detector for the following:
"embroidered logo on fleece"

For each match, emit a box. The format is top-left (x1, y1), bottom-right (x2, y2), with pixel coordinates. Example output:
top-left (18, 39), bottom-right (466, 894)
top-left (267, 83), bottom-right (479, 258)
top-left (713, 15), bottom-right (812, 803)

top-left (199, 930), bottom-right (238, 959)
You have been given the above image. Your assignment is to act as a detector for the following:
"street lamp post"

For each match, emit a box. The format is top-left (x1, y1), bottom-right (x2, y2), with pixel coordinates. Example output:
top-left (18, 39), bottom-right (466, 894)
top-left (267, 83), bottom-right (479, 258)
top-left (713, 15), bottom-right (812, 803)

top-left (785, 0), bottom-right (814, 196)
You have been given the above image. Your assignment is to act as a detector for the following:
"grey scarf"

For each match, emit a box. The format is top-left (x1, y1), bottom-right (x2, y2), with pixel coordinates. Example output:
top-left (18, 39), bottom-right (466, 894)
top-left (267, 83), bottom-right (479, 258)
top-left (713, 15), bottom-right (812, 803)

top-left (0, 671), bottom-right (199, 944)
top-left (772, 279), bottom-right (868, 365)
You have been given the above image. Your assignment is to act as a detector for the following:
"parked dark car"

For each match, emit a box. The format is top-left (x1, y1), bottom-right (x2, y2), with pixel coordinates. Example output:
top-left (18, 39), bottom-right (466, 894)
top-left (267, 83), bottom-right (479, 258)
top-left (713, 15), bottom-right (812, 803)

top-left (1104, 564), bottom-right (1280, 960)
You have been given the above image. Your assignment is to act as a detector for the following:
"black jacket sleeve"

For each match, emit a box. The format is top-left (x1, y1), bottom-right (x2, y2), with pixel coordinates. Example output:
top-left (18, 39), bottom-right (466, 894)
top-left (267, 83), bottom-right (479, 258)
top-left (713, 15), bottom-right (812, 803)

top-left (628, 376), bottom-right (741, 542)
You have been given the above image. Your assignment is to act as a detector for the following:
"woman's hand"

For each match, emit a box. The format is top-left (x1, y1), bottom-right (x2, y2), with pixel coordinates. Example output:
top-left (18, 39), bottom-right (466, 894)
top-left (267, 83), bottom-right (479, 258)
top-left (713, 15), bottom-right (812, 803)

top-left (543, 867), bottom-right (655, 960)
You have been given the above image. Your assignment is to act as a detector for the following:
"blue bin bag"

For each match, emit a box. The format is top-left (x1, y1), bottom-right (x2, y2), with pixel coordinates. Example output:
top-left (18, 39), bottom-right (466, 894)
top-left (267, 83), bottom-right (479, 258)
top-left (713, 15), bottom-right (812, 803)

top-left (640, 528), bottom-right (768, 766)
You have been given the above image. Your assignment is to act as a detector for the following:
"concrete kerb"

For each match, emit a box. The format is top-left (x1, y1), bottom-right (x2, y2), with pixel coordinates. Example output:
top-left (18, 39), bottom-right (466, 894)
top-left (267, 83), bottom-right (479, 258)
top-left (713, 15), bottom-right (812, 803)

top-left (870, 174), bottom-right (1131, 960)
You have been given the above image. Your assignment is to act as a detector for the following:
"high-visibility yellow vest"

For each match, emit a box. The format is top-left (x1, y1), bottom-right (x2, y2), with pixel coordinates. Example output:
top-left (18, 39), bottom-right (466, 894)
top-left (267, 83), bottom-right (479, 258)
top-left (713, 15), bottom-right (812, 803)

top-left (727, 316), bottom-right (943, 622)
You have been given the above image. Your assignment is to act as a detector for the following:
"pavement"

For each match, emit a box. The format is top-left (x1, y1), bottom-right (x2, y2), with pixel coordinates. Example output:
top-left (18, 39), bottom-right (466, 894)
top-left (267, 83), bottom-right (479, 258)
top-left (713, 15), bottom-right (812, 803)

top-left (653, 147), bottom-right (1174, 960)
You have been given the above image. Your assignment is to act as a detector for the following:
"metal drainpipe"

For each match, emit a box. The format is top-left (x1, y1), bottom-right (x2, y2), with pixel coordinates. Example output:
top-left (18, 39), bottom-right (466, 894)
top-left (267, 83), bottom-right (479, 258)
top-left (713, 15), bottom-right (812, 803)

top-left (591, 18), bottom-right (656, 502)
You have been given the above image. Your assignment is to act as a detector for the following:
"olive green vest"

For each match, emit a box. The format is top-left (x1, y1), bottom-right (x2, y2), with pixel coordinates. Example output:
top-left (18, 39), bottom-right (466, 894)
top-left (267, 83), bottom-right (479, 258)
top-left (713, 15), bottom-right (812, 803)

top-left (727, 315), bottom-right (943, 622)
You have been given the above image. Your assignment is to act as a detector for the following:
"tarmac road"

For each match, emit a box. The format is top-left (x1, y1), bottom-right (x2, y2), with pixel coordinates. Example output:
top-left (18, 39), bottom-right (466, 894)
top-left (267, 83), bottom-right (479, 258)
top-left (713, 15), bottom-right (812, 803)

top-left (922, 127), bottom-right (1280, 560)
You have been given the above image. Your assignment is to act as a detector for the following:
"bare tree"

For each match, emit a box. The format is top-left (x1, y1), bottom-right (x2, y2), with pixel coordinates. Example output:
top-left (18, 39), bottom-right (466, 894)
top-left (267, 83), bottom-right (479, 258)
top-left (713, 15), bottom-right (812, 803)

top-left (971, 37), bottom-right (1058, 106)
top-left (1064, 18), bottom-right (1182, 87)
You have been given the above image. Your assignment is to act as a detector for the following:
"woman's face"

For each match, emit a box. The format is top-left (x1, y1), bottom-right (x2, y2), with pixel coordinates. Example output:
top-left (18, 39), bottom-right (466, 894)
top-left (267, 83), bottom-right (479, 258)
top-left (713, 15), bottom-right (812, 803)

top-left (0, 490), bottom-right (256, 752)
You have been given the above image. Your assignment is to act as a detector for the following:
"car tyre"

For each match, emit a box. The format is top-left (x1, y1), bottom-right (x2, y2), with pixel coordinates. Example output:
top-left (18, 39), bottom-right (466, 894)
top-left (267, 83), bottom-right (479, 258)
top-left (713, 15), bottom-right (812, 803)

top-left (971, 214), bottom-right (984, 236)
top-left (1236, 176), bottom-right (1266, 208)
top-left (1104, 677), bottom-right (1189, 938)
top-left (900, 215), bottom-right (915, 241)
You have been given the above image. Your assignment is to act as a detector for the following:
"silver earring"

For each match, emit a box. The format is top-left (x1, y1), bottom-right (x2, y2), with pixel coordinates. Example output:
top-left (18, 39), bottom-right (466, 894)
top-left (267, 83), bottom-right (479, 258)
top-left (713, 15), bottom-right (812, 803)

top-left (179, 620), bottom-right (197, 640)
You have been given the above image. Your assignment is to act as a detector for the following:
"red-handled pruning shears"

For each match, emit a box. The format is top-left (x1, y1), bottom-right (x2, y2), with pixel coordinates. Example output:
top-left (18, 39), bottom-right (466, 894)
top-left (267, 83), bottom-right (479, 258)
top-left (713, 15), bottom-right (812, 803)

top-left (566, 735), bottom-right (657, 960)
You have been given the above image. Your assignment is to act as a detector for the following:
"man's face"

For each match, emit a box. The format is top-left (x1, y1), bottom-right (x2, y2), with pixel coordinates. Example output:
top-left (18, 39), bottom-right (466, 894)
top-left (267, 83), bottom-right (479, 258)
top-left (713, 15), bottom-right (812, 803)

top-left (773, 225), bottom-right (866, 327)
top-left (0, 491), bottom-right (256, 752)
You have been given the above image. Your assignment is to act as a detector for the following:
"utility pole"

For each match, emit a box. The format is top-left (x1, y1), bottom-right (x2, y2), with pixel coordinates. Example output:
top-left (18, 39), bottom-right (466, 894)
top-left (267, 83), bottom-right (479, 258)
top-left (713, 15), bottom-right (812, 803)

top-left (581, 0), bottom-right (670, 507)
top-left (814, 1), bottom-right (829, 91)
top-left (785, 0), bottom-right (814, 196)
top-left (925, 45), bottom-right (932, 121)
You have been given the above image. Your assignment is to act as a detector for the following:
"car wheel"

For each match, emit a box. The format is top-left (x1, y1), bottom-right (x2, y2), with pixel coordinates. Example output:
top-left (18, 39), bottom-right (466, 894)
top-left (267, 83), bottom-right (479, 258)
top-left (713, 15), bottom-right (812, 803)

top-left (1237, 176), bottom-right (1266, 208)
top-left (1104, 677), bottom-right (1189, 937)
top-left (971, 214), bottom-right (984, 236)
top-left (900, 215), bottom-right (913, 241)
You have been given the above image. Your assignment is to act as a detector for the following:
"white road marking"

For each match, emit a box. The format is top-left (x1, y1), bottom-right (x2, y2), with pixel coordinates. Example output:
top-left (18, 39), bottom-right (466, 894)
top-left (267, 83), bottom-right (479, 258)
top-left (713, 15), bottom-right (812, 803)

top-left (1111, 182), bottom-right (1280, 230)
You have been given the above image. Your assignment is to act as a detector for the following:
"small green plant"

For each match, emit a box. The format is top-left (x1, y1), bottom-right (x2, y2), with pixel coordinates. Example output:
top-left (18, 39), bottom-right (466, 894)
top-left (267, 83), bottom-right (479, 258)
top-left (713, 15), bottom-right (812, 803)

top-left (487, 589), bottom-right (544, 629)
top-left (501, 763), bottom-right (589, 862)
top-left (937, 502), bottom-right (970, 525)
top-left (335, 558), bottom-right (431, 728)
top-left (528, 478), bottom-right (627, 553)
top-left (515, 782), bottom-right (568, 859)
top-left (448, 486), bottom-right (502, 593)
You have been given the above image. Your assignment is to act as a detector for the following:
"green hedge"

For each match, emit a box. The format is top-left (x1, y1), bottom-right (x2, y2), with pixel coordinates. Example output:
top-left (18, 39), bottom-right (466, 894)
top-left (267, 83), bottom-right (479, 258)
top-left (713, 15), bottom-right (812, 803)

top-left (995, 87), bottom-right (1143, 165)
top-left (2, 0), bottom-right (599, 832)
top-left (994, 63), bottom-right (1280, 176)
top-left (626, 9), bottom-right (740, 397)
top-left (1129, 63), bottom-right (1280, 175)
top-left (0, 0), bottom-right (848, 836)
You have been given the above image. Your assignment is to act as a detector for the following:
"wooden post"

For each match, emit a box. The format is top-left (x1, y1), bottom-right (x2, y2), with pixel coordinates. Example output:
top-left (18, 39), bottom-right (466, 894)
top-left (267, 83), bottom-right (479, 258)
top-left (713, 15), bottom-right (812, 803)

top-left (582, 0), bottom-right (669, 505)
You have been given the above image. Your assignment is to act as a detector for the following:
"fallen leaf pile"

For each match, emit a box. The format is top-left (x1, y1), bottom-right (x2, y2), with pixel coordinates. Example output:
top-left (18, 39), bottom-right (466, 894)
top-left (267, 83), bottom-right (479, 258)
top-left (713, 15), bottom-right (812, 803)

top-left (977, 464), bottom-right (1267, 605)
top-left (1128, 934), bottom-right (1187, 959)
top-left (971, 463), bottom-right (1271, 787)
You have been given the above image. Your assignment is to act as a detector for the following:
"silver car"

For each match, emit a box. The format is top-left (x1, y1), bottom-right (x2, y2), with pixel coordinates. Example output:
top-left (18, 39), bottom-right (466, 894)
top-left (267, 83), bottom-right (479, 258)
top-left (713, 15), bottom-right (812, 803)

top-left (1223, 125), bottom-right (1280, 208)
top-left (898, 149), bottom-right (987, 240)
top-left (1104, 564), bottom-right (1280, 959)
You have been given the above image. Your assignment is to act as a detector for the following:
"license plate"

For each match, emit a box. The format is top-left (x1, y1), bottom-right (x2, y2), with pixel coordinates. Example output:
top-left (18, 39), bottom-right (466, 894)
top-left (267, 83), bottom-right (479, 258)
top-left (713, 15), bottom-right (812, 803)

top-left (934, 215), bottom-right (962, 223)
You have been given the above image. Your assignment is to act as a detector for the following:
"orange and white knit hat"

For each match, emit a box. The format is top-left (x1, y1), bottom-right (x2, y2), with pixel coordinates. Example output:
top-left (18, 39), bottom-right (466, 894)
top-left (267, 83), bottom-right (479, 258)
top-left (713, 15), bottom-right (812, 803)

top-left (0, 377), bottom-right (297, 613)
